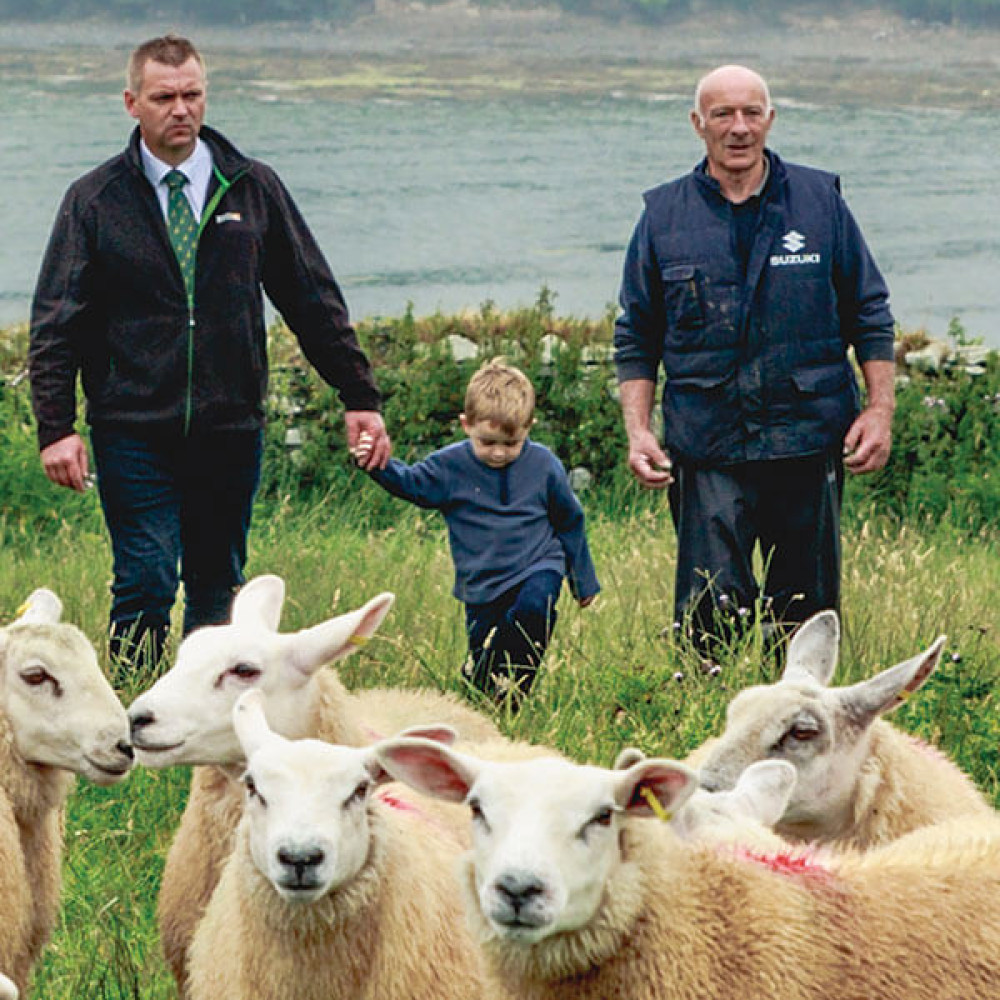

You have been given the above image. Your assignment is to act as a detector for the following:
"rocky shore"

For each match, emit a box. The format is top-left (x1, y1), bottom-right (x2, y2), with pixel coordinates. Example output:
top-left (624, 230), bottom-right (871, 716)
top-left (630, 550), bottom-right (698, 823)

top-left (1, 4), bottom-right (997, 108)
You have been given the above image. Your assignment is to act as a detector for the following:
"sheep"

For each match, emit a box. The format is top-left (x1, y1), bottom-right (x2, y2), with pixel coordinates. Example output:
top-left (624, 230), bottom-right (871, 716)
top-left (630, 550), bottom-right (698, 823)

top-left (0, 589), bottom-right (133, 995)
top-left (612, 747), bottom-right (796, 849)
top-left (0, 972), bottom-right (16, 1000)
top-left (186, 690), bottom-right (487, 1000)
top-left (375, 736), bottom-right (1000, 1000)
top-left (127, 573), bottom-right (503, 994)
top-left (696, 610), bottom-right (993, 850)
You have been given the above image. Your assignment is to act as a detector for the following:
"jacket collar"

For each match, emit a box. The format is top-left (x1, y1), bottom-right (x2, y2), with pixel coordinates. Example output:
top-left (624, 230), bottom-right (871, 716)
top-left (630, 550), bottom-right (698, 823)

top-left (693, 148), bottom-right (787, 202)
top-left (126, 123), bottom-right (252, 182)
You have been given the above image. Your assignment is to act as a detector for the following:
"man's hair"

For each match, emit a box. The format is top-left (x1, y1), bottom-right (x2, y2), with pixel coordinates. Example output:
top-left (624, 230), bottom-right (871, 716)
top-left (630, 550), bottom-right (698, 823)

top-left (127, 34), bottom-right (205, 95)
top-left (464, 358), bottom-right (535, 433)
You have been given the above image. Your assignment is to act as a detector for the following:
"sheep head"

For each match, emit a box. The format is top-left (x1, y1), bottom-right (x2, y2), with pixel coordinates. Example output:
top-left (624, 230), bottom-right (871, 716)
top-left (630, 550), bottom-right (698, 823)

top-left (0, 589), bottom-right (133, 785)
top-left (375, 738), bottom-right (697, 945)
top-left (128, 575), bottom-right (395, 768)
top-left (698, 610), bottom-right (946, 840)
top-left (231, 691), bottom-right (455, 904)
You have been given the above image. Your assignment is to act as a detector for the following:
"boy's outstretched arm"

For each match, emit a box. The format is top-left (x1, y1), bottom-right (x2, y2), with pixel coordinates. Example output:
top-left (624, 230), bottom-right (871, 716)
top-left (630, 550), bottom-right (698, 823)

top-left (352, 432), bottom-right (449, 510)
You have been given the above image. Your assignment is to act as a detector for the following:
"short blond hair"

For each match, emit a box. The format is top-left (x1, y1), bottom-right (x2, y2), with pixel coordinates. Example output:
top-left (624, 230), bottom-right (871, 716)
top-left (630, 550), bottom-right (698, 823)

top-left (127, 34), bottom-right (205, 95)
top-left (464, 358), bottom-right (535, 434)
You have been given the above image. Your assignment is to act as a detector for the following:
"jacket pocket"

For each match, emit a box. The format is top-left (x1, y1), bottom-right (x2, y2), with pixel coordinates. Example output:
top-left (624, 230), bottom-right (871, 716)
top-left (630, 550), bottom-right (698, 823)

top-left (661, 263), bottom-right (704, 330)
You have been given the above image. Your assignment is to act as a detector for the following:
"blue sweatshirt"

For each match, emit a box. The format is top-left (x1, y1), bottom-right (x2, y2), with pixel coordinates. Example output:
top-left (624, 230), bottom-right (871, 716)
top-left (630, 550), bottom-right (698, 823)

top-left (369, 439), bottom-right (601, 605)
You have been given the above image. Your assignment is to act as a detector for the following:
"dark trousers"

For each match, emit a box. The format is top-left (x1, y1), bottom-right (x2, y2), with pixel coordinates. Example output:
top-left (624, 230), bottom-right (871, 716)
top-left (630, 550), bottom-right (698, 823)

top-left (464, 569), bottom-right (564, 699)
top-left (91, 425), bottom-right (262, 666)
top-left (669, 453), bottom-right (843, 653)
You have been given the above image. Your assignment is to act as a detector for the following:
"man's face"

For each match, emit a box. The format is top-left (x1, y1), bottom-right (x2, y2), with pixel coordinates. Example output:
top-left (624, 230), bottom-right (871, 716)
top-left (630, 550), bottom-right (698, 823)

top-left (124, 56), bottom-right (206, 165)
top-left (690, 69), bottom-right (774, 179)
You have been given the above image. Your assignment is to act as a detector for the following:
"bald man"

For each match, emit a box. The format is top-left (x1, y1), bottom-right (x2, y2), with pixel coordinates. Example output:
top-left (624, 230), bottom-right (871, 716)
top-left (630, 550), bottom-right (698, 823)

top-left (614, 65), bottom-right (895, 657)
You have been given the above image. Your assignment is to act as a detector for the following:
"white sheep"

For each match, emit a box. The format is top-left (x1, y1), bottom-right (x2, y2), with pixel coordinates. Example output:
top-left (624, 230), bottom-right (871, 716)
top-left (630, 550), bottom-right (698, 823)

top-left (696, 610), bottom-right (993, 849)
top-left (186, 690), bottom-right (487, 999)
top-left (127, 574), bottom-right (502, 993)
top-left (0, 589), bottom-right (133, 995)
top-left (0, 972), bottom-right (17, 1000)
top-left (612, 747), bottom-right (796, 849)
top-left (375, 737), bottom-right (1000, 1000)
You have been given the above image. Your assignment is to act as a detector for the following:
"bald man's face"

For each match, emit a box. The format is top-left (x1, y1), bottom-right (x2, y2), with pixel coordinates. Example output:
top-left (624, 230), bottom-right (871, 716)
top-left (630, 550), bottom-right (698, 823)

top-left (691, 70), bottom-right (774, 180)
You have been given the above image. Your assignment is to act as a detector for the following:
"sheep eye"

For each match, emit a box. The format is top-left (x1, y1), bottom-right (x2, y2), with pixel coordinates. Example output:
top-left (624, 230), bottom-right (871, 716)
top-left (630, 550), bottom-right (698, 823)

top-left (580, 806), bottom-right (616, 838)
top-left (231, 663), bottom-right (261, 681)
top-left (244, 774), bottom-right (266, 807)
top-left (346, 780), bottom-right (370, 807)
top-left (468, 797), bottom-right (490, 831)
top-left (592, 807), bottom-right (614, 827)
top-left (788, 723), bottom-right (820, 742)
top-left (20, 667), bottom-right (61, 696)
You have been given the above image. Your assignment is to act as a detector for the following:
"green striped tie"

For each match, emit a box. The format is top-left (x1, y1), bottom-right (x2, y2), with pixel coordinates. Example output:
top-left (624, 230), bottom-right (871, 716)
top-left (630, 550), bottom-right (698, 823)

top-left (164, 169), bottom-right (197, 298)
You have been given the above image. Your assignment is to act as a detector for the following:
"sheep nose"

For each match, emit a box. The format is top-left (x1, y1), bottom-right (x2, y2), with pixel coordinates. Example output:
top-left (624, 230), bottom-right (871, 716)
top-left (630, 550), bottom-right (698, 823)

top-left (495, 872), bottom-right (545, 912)
top-left (117, 740), bottom-right (135, 761)
top-left (129, 710), bottom-right (155, 736)
top-left (278, 847), bottom-right (326, 882)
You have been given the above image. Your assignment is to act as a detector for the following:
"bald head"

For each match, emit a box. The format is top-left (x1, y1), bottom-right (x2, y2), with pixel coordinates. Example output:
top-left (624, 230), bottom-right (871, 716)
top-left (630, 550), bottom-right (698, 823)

top-left (693, 65), bottom-right (772, 126)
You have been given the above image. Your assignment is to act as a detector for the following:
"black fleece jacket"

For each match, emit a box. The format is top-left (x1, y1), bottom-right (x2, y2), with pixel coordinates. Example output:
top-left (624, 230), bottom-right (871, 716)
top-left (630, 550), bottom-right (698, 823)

top-left (29, 125), bottom-right (380, 449)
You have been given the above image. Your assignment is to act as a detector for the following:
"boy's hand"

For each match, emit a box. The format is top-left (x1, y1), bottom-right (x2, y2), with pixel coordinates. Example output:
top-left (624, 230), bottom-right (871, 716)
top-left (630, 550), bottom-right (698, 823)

top-left (351, 431), bottom-right (374, 465)
top-left (578, 595), bottom-right (596, 609)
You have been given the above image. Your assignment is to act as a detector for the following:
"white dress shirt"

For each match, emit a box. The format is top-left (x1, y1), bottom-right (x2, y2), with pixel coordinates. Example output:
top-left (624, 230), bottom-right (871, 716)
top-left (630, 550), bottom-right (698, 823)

top-left (140, 137), bottom-right (214, 222)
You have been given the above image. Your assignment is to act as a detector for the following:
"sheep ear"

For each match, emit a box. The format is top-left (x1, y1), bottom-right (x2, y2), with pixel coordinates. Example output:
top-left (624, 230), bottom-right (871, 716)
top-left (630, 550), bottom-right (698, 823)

top-left (232, 689), bottom-right (274, 758)
top-left (729, 760), bottom-right (797, 829)
top-left (288, 593), bottom-right (395, 677)
top-left (396, 723), bottom-right (458, 747)
top-left (13, 588), bottom-right (63, 625)
top-left (782, 610), bottom-right (840, 686)
top-left (839, 636), bottom-right (946, 723)
top-left (374, 737), bottom-right (479, 803)
top-left (366, 725), bottom-right (458, 785)
top-left (616, 760), bottom-right (698, 819)
top-left (613, 747), bottom-right (646, 771)
top-left (231, 576), bottom-right (285, 632)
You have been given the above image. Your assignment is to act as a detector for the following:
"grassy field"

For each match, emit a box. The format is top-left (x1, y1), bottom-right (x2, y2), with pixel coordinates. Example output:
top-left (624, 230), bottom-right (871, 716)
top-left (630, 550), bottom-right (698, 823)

top-left (2, 490), bottom-right (998, 998)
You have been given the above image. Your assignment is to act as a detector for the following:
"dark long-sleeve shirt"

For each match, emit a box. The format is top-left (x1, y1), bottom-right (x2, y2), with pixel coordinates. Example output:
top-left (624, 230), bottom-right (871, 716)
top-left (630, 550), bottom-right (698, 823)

top-left (370, 439), bottom-right (600, 605)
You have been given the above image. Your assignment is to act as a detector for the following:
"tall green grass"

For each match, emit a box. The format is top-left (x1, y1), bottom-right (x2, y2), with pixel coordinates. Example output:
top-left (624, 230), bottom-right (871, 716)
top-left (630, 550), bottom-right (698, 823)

top-left (2, 487), bottom-right (999, 998)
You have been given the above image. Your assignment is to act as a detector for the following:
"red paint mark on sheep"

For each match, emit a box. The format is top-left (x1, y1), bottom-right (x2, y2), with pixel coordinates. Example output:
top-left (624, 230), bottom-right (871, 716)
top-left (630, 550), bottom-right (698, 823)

top-left (734, 847), bottom-right (837, 886)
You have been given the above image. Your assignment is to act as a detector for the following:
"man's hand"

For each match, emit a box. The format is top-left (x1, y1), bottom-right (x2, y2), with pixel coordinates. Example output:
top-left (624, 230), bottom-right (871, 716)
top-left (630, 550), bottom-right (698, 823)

top-left (578, 595), bottom-right (597, 609)
top-left (843, 405), bottom-right (893, 474)
top-left (40, 433), bottom-right (90, 492)
top-left (345, 411), bottom-right (390, 470)
top-left (628, 428), bottom-right (674, 488)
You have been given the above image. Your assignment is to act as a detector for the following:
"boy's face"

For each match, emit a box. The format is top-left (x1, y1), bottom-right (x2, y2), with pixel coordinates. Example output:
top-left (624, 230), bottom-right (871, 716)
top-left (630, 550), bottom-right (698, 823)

top-left (461, 416), bottom-right (530, 469)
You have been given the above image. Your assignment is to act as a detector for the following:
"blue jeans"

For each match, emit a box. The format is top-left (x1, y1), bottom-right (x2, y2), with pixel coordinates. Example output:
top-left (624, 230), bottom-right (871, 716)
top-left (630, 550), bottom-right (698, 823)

top-left (91, 426), bottom-right (262, 664)
top-left (464, 569), bottom-right (564, 698)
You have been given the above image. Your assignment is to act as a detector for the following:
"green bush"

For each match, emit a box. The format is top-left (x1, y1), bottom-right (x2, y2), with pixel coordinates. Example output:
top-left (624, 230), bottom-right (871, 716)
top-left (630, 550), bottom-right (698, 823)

top-left (3, 307), bottom-right (999, 541)
top-left (845, 351), bottom-right (1000, 531)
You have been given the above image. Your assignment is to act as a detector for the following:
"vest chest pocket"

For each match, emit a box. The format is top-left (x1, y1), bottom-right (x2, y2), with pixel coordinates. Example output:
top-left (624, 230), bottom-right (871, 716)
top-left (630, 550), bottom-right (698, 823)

top-left (661, 263), bottom-right (704, 331)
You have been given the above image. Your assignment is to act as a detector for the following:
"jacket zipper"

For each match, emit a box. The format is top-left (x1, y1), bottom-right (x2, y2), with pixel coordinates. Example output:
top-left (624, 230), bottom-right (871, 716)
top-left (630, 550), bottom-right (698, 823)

top-left (182, 164), bottom-right (246, 434)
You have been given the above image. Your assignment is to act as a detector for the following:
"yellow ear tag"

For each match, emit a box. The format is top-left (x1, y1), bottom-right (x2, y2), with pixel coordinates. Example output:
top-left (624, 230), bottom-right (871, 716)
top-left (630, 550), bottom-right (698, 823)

top-left (639, 787), bottom-right (673, 823)
top-left (16, 600), bottom-right (31, 617)
top-left (346, 635), bottom-right (369, 647)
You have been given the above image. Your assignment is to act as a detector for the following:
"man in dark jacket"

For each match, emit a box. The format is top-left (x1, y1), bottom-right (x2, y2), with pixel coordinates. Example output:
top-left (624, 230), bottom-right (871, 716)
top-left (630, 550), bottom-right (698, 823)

top-left (29, 34), bottom-right (390, 670)
top-left (614, 64), bottom-right (895, 656)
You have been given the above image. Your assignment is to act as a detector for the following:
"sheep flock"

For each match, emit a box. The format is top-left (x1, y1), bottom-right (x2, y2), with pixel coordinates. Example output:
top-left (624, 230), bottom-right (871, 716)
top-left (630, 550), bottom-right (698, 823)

top-left (4, 577), bottom-right (1000, 999)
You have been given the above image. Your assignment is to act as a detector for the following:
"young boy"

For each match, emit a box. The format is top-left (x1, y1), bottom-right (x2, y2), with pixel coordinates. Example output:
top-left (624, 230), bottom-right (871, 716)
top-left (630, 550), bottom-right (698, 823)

top-left (355, 358), bottom-right (600, 704)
